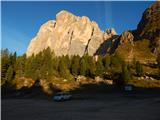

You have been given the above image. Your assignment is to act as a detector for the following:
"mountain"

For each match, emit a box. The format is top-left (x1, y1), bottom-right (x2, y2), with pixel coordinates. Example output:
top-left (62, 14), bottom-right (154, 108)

top-left (136, 1), bottom-right (160, 54)
top-left (137, 1), bottom-right (160, 40)
top-left (26, 2), bottom-right (159, 60)
top-left (26, 10), bottom-right (117, 57)
top-left (112, 1), bottom-right (160, 62)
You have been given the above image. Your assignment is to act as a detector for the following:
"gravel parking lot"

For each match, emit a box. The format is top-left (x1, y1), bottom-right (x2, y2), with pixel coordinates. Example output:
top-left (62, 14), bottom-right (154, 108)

top-left (2, 93), bottom-right (160, 120)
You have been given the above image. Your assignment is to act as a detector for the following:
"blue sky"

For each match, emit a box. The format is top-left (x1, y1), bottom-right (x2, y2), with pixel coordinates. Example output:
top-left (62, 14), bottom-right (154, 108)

top-left (1, 1), bottom-right (154, 55)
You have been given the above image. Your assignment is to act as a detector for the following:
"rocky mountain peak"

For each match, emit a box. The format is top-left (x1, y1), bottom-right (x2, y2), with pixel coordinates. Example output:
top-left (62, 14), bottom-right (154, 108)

top-left (56, 10), bottom-right (74, 18)
top-left (106, 28), bottom-right (117, 36)
top-left (103, 28), bottom-right (117, 40)
top-left (26, 10), bottom-right (117, 57)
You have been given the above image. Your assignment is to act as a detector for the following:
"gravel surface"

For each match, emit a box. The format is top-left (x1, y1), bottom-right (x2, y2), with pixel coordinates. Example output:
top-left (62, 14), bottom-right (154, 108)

top-left (2, 93), bottom-right (160, 120)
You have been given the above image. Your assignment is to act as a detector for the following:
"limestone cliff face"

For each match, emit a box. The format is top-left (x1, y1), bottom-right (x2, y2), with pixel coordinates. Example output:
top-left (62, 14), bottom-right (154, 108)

top-left (26, 10), bottom-right (117, 57)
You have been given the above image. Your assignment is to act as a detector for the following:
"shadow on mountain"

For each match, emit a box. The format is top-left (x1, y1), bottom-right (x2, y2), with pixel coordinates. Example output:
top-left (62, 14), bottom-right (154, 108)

top-left (95, 35), bottom-right (119, 55)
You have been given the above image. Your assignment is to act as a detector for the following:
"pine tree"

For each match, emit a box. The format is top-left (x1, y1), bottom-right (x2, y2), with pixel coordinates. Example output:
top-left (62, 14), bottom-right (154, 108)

top-left (1, 49), bottom-right (10, 85)
top-left (88, 56), bottom-right (96, 78)
top-left (71, 55), bottom-right (80, 76)
top-left (25, 55), bottom-right (35, 79)
top-left (52, 56), bottom-right (59, 71)
top-left (136, 61), bottom-right (143, 77)
top-left (95, 56), bottom-right (104, 77)
top-left (103, 54), bottom-right (110, 71)
top-left (15, 54), bottom-right (26, 78)
top-left (132, 57), bottom-right (136, 68)
top-left (157, 53), bottom-right (160, 69)
top-left (5, 65), bottom-right (14, 83)
top-left (79, 58), bottom-right (87, 76)
top-left (82, 54), bottom-right (95, 77)
top-left (58, 57), bottom-right (73, 80)
top-left (121, 62), bottom-right (131, 84)
top-left (40, 47), bottom-right (53, 80)
top-left (110, 53), bottom-right (123, 73)
top-left (64, 55), bottom-right (71, 69)
top-left (82, 54), bottom-right (90, 76)
top-left (9, 52), bottom-right (17, 66)
top-left (157, 53), bottom-right (160, 75)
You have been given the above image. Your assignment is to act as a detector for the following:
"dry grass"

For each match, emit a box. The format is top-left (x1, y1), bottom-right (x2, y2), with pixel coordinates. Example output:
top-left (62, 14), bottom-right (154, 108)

top-left (129, 78), bottom-right (160, 88)
top-left (116, 39), bottom-right (156, 62)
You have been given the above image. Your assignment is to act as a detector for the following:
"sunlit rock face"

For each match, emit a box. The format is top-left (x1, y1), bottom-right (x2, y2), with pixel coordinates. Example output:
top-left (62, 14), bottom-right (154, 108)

top-left (119, 31), bottom-right (134, 44)
top-left (26, 10), bottom-right (117, 57)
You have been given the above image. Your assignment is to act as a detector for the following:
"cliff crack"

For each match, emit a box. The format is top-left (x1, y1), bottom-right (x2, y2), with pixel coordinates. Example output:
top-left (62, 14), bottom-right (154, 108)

top-left (84, 27), bottom-right (94, 55)
top-left (68, 31), bottom-right (74, 53)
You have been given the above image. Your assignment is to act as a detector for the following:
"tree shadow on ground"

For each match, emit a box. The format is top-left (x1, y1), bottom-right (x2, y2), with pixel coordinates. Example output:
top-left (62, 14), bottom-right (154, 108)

top-left (1, 80), bottom-right (61, 100)
top-left (2, 81), bottom-right (160, 100)
top-left (69, 83), bottom-right (160, 100)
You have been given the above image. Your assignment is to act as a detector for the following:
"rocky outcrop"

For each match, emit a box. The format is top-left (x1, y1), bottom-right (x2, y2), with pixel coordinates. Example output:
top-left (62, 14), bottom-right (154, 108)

top-left (119, 31), bottom-right (134, 45)
top-left (26, 10), bottom-right (117, 57)
top-left (104, 28), bottom-right (117, 39)
top-left (15, 77), bottom-right (35, 89)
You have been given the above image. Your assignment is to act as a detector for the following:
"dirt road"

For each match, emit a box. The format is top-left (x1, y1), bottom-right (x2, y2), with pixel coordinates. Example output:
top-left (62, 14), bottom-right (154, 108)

top-left (2, 93), bottom-right (160, 120)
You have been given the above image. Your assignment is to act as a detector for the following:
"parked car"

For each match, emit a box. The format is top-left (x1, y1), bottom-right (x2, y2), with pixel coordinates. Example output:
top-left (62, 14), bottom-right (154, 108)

top-left (124, 84), bottom-right (134, 92)
top-left (53, 92), bottom-right (72, 101)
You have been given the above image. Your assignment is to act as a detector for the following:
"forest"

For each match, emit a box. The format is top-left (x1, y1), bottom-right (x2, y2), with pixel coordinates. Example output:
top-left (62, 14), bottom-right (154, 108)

top-left (1, 47), bottom-right (160, 94)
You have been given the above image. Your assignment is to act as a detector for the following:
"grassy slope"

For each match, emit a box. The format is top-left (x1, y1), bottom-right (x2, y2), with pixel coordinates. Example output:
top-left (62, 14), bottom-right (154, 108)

top-left (115, 39), bottom-right (156, 63)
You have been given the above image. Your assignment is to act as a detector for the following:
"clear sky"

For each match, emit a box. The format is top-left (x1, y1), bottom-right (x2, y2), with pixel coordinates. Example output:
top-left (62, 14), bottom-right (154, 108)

top-left (1, 1), bottom-right (154, 55)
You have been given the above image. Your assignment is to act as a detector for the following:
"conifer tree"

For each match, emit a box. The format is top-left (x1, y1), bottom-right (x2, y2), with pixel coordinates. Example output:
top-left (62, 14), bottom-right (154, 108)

top-left (121, 62), bottom-right (131, 84)
top-left (5, 65), bottom-right (14, 83)
top-left (24, 55), bottom-right (35, 79)
top-left (136, 61), bottom-right (143, 77)
top-left (52, 56), bottom-right (59, 71)
top-left (40, 47), bottom-right (53, 79)
top-left (79, 58), bottom-right (87, 76)
top-left (110, 53), bottom-right (123, 73)
top-left (15, 54), bottom-right (26, 78)
top-left (71, 55), bottom-right (80, 76)
top-left (103, 54), bottom-right (110, 71)
top-left (64, 55), bottom-right (71, 69)
top-left (9, 52), bottom-right (17, 66)
top-left (58, 57), bottom-right (73, 80)
top-left (82, 54), bottom-right (90, 75)
top-left (1, 49), bottom-right (10, 85)
top-left (157, 53), bottom-right (160, 69)
top-left (88, 56), bottom-right (96, 78)
top-left (95, 56), bottom-right (104, 77)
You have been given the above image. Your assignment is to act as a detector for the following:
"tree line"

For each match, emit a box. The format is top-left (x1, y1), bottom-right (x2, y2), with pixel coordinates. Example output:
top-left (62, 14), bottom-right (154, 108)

top-left (2, 47), bottom-right (158, 89)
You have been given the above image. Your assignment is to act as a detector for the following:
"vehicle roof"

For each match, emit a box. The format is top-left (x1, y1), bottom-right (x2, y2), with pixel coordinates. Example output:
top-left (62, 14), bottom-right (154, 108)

top-left (55, 92), bottom-right (70, 95)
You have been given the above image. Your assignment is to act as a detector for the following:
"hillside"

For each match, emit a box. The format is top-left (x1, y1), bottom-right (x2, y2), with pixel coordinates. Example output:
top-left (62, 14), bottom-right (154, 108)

top-left (113, 1), bottom-right (160, 63)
